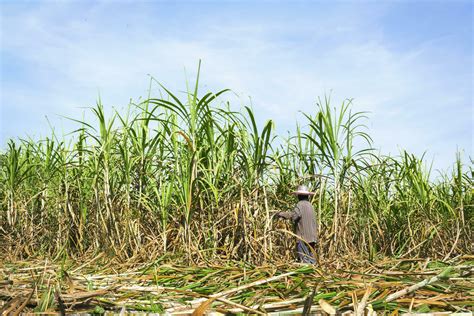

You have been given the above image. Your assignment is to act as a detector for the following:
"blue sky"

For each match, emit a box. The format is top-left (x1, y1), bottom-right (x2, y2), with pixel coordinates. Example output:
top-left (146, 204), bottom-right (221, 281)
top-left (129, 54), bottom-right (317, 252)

top-left (1, 1), bottom-right (472, 174)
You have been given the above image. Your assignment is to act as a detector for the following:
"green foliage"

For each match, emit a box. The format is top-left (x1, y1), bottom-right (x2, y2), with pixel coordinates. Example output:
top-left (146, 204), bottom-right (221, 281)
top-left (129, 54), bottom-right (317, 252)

top-left (0, 71), bottom-right (471, 262)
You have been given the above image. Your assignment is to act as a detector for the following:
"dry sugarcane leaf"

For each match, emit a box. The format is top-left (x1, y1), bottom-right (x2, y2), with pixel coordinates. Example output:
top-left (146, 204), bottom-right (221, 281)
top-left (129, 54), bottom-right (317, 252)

top-left (373, 288), bottom-right (391, 301)
top-left (55, 286), bottom-right (66, 316)
top-left (214, 296), bottom-right (266, 315)
top-left (0, 296), bottom-right (21, 315)
top-left (62, 289), bottom-right (109, 301)
top-left (328, 291), bottom-right (347, 304)
top-left (12, 289), bottom-right (34, 316)
top-left (62, 270), bottom-right (77, 294)
top-left (318, 298), bottom-right (336, 315)
top-left (338, 299), bottom-right (351, 308)
top-left (0, 280), bottom-right (13, 286)
top-left (191, 297), bottom-right (217, 316)
top-left (395, 298), bottom-right (448, 306)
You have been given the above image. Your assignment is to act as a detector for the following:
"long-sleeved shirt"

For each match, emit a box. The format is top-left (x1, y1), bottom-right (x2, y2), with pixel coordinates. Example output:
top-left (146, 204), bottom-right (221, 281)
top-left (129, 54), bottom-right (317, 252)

top-left (278, 200), bottom-right (318, 243)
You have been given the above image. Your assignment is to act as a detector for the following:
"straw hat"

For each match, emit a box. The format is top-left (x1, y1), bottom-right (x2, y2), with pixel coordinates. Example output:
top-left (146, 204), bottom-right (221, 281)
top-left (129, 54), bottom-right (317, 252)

top-left (291, 185), bottom-right (315, 196)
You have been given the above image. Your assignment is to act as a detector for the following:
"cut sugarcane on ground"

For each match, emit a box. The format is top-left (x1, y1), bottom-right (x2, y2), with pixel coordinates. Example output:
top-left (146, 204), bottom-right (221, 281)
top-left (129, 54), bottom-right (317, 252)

top-left (1, 256), bottom-right (473, 314)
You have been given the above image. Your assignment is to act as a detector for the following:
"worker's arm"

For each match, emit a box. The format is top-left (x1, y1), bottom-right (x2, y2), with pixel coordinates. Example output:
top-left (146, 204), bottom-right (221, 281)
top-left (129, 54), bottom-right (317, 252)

top-left (277, 206), bottom-right (301, 222)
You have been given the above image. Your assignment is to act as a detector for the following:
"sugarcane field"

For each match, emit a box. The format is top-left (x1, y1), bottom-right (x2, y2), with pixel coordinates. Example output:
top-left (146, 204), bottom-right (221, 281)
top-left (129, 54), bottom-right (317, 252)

top-left (1, 68), bottom-right (473, 315)
top-left (1, 2), bottom-right (473, 315)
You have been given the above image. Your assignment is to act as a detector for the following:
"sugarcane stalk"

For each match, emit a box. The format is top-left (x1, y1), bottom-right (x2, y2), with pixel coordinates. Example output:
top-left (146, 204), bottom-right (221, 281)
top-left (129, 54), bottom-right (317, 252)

top-left (385, 267), bottom-right (453, 302)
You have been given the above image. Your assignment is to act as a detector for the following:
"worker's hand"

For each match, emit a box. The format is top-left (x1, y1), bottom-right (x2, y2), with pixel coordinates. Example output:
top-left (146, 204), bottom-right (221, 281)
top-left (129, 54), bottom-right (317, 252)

top-left (269, 210), bottom-right (281, 219)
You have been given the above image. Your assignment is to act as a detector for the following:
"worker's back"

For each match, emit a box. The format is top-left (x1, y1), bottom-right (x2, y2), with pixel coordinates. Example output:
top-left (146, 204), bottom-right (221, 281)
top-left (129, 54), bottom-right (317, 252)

top-left (294, 200), bottom-right (318, 243)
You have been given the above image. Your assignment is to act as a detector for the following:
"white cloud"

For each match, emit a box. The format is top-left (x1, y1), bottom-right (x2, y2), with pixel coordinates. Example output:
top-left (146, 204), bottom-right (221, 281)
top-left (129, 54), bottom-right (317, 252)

top-left (1, 2), bottom-right (472, 173)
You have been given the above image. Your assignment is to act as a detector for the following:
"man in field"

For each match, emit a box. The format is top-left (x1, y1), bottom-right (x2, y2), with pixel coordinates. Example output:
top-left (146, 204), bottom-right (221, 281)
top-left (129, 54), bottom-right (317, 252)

top-left (275, 185), bottom-right (318, 264)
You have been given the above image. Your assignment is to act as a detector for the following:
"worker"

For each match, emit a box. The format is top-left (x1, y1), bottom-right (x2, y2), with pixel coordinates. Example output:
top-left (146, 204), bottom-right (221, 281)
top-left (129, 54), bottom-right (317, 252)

top-left (275, 185), bottom-right (318, 264)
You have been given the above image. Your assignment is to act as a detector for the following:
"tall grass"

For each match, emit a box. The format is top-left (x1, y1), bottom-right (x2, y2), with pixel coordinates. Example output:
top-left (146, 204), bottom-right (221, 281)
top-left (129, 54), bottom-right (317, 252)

top-left (0, 75), bottom-right (472, 263)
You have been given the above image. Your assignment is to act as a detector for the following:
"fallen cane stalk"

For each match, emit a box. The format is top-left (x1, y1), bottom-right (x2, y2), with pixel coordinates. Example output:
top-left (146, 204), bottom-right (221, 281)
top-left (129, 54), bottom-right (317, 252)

top-left (167, 271), bottom-right (297, 313)
top-left (355, 286), bottom-right (372, 316)
top-left (214, 296), bottom-right (266, 315)
top-left (385, 267), bottom-right (453, 303)
top-left (191, 296), bottom-right (266, 316)
top-left (215, 298), bottom-right (308, 314)
top-left (12, 289), bottom-right (34, 316)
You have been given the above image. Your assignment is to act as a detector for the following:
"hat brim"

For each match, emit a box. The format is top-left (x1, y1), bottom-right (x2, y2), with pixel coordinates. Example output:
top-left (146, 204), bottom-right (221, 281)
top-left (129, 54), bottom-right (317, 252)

top-left (291, 190), bottom-right (315, 196)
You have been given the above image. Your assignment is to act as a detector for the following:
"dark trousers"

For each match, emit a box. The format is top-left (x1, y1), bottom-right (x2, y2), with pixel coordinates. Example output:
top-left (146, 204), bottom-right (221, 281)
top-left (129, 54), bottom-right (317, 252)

top-left (296, 241), bottom-right (316, 264)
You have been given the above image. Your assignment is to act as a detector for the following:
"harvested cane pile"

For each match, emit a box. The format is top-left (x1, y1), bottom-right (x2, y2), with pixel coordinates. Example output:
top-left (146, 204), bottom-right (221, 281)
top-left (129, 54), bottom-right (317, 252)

top-left (1, 256), bottom-right (473, 315)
